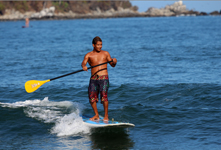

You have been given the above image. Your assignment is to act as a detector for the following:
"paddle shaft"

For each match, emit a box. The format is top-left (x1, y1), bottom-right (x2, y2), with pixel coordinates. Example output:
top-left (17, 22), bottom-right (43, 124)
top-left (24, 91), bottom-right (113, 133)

top-left (50, 60), bottom-right (113, 81)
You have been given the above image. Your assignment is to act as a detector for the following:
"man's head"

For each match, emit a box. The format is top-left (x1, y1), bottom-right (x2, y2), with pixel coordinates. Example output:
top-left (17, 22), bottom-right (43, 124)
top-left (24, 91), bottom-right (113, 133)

top-left (92, 36), bottom-right (102, 52)
top-left (92, 36), bottom-right (102, 45)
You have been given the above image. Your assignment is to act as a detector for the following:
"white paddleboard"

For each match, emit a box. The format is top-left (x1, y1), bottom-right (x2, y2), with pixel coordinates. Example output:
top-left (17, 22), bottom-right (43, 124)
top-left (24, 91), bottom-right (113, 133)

top-left (82, 115), bottom-right (135, 128)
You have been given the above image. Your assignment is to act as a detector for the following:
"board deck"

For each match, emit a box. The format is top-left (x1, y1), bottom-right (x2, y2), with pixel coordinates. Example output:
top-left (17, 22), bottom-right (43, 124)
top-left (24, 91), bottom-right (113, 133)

top-left (82, 115), bottom-right (135, 128)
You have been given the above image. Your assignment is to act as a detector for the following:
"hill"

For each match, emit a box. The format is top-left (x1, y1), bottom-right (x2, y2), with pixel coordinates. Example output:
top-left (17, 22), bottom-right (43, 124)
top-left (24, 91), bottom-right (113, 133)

top-left (0, 1), bottom-right (137, 15)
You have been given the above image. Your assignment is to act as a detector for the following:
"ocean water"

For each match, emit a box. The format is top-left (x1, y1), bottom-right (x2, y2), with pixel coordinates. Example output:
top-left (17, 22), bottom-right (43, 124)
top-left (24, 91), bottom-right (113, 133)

top-left (0, 16), bottom-right (221, 149)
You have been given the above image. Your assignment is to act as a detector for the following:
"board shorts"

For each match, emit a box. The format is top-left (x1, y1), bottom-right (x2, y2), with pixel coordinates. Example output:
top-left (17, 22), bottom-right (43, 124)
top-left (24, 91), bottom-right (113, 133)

top-left (88, 75), bottom-right (109, 104)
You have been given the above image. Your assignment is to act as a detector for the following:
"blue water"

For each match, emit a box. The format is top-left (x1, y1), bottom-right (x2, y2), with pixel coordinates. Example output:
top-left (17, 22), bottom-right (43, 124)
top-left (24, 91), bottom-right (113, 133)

top-left (0, 16), bottom-right (221, 149)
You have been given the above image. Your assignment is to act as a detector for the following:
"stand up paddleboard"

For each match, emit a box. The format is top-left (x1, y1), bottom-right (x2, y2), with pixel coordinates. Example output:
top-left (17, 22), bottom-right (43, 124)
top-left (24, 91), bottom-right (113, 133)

top-left (82, 115), bottom-right (135, 128)
top-left (22, 26), bottom-right (32, 28)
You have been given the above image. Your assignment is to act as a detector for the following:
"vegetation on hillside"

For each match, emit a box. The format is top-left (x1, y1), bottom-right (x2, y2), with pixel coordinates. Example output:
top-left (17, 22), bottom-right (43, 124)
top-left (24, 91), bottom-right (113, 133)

top-left (0, 1), bottom-right (137, 15)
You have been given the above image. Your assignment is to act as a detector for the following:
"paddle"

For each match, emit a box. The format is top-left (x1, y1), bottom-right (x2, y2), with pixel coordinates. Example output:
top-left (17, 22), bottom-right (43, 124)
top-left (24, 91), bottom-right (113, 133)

top-left (25, 60), bottom-right (113, 93)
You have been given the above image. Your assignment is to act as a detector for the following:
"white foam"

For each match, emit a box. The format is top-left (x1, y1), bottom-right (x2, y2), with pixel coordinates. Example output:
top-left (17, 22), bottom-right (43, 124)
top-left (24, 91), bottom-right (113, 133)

top-left (0, 97), bottom-right (73, 108)
top-left (0, 97), bottom-right (90, 136)
top-left (51, 112), bottom-right (90, 136)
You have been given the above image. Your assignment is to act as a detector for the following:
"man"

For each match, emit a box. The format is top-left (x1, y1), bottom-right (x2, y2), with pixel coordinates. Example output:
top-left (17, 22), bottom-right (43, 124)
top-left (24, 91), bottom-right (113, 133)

top-left (81, 36), bottom-right (117, 121)
top-left (25, 18), bottom-right (29, 27)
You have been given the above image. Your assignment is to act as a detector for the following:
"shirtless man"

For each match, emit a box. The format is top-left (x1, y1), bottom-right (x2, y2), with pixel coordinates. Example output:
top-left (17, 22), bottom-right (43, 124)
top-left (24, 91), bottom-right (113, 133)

top-left (25, 18), bottom-right (29, 27)
top-left (81, 36), bottom-right (117, 121)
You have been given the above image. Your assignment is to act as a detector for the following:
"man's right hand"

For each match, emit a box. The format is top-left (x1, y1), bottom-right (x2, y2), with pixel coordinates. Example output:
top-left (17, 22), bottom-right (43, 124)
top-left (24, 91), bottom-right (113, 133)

top-left (112, 58), bottom-right (117, 64)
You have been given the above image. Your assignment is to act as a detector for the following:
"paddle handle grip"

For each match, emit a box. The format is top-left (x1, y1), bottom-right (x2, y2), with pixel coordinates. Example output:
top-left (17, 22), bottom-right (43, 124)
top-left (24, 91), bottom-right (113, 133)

top-left (50, 60), bottom-right (113, 81)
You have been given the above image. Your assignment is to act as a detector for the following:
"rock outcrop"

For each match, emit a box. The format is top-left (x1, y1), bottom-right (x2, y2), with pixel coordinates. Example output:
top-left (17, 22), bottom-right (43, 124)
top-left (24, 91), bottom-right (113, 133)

top-left (145, 1), bottom-right (199, 17)
top-left (210, 11), bottom-right (221, 15)
top-left (31, 6), bottom-right (55, 19)
top-left (146, 0), bottom-right (188, 16)
top-left (0, 6), bottom-right (55, 20)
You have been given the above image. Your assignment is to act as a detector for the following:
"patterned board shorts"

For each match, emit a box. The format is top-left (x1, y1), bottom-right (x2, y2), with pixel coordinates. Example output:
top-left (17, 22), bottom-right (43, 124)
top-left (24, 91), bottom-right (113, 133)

top-left (88, 75), bottom-right (109, 104)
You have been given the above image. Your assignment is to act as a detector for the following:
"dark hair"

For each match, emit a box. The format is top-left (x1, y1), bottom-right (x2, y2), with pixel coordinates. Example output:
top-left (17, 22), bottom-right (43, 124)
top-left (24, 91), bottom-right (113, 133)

top-left (92, 36), bottom-right (102, 44)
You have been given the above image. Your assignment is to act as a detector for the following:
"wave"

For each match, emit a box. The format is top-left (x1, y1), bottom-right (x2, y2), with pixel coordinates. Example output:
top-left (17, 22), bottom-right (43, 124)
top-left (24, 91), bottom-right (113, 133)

top-left (0, 97), bottom-right (90, 136)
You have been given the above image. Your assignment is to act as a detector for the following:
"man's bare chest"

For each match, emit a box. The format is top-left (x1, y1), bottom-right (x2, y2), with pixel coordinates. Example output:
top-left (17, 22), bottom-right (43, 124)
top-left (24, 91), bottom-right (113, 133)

top-left (89, 54), bottom-right (107, 62)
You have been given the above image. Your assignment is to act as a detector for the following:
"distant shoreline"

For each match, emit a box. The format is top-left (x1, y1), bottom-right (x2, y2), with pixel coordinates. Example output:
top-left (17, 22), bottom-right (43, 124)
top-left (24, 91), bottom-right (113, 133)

top-left (0, 1), bottom-right (220, 22)
top-left (0, 12), bottom-right (220, 22)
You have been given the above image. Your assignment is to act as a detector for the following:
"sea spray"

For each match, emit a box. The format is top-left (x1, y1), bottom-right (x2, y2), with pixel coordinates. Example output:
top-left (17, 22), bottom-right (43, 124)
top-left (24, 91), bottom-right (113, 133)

top-left (51, 112), bottom-right (90, 136)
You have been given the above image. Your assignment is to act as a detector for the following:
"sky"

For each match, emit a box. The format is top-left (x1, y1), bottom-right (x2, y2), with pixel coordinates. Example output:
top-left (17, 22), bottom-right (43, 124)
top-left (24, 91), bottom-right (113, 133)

top-left (130, 1), bottom-right (221, 13)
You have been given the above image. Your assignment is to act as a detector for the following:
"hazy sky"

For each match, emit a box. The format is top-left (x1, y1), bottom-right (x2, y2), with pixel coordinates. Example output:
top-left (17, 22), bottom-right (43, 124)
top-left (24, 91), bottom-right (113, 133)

top-left (130, 1), bottom-right (221, 13)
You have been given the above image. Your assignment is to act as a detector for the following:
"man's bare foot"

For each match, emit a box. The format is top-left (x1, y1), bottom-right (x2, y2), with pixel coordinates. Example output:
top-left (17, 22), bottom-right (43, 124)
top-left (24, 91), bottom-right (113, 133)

top-left (90, 115), bottom-right (100, 121)
top-left (103, 116), bottom-right (109, 121)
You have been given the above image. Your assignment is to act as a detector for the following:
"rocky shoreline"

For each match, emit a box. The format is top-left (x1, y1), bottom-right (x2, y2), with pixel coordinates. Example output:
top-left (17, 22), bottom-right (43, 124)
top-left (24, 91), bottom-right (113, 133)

top-left (1, 6), bottom-right (140, 21)
top-left (0, 1), bottom-right (220, 21)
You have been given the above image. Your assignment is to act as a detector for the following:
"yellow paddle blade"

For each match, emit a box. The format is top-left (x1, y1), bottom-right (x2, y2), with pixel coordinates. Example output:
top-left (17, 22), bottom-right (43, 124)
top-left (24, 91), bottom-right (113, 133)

top-left (25, 80), bottom-right (50, 93)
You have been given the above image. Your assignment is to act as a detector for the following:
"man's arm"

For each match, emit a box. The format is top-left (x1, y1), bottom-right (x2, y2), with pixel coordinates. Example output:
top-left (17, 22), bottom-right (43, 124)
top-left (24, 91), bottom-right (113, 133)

top-left (106, 52), bottom-right (117, 67)
top-left (82, 54), bottom-right (89, 71)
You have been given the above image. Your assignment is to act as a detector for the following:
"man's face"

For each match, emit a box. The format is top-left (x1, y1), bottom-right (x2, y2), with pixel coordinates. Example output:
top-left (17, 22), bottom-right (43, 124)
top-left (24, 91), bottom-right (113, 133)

top-left (93, 41), bottom-right (102, 52)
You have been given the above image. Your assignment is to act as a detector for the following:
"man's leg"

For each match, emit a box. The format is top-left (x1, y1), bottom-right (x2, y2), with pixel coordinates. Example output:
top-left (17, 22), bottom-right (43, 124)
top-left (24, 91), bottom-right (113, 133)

top-left (103, 101), bottom-right (109, 121)
top-left (88, 78), bottom-right (99, 120)
top-left (90, 101), bottom-right (99, 120)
